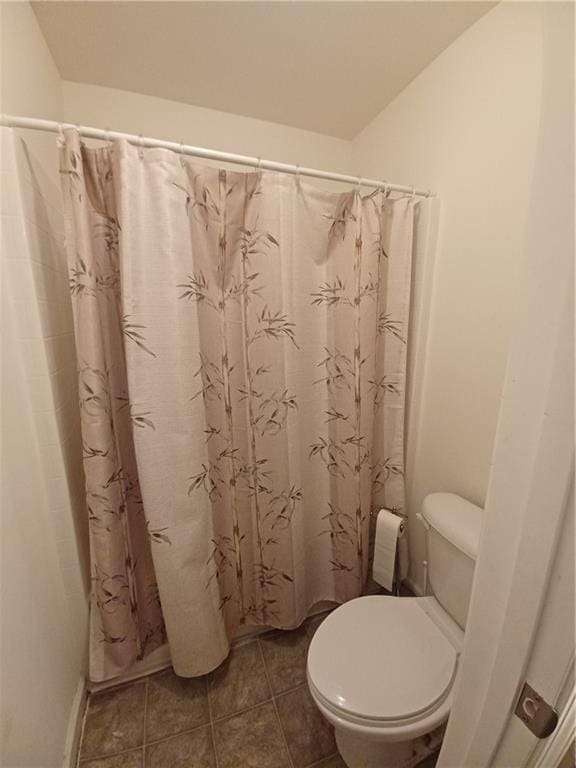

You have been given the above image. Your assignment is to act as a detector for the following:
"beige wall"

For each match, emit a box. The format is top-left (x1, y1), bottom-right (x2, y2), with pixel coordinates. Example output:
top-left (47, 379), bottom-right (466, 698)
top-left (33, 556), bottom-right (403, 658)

top-left (352, 2), bottom-right (545, 590)
top-left (1, 3), bottom-right (87, 766)
top-left (61, 81), bottom-right (354, 178)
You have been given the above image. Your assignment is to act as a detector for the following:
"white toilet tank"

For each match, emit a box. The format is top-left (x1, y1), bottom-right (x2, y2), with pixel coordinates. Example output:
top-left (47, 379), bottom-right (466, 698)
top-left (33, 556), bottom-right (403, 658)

top-left (421, 493), bottom-right (483, 630)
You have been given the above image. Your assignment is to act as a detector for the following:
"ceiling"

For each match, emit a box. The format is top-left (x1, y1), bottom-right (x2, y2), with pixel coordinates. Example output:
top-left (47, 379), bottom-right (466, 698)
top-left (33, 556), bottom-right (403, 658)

top-left (32, 1), bottom-right (495, 139)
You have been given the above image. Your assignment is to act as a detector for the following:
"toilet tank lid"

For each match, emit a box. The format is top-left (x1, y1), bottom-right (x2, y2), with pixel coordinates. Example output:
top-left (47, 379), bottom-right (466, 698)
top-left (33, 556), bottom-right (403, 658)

top-left (422, 493), bottom-right (483, 559)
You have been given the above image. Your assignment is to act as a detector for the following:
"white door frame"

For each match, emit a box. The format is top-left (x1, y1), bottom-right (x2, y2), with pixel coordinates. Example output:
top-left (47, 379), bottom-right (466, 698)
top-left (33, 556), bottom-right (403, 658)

top-left (437, 3), bottom-right (574, 766)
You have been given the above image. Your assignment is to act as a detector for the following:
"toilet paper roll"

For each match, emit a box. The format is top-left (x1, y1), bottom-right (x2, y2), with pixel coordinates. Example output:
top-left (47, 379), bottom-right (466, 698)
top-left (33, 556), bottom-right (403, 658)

top-left (372, 508), bottom-right (406, 592)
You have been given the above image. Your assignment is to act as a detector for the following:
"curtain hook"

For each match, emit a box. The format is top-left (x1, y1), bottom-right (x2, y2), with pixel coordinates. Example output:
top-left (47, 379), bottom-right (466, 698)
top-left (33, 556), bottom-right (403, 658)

top-left (179, 141), bottom-right (185, 167)
top-left (257, 156), bottom-right (263, 176)
top-left (356, 176), bottom-right (362, 195)
top-left (56, 122), bottom-right (65, 147)
top-left (138, 133), bottom-right (144, 159)
top-left (411, 186), bottom-right (416, 200)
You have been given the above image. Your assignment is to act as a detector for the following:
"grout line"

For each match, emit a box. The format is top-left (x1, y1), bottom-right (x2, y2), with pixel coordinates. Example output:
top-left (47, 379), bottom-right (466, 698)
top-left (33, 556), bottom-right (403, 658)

top-left (274, 681), bottom-right (308, 701)
top-left (142, 676), bottom-right (149, 746)
top-left (211, 696), bottom-right (274, 726)
top-left (143, 719), bottom-right (212, 750)
top-left (255, 638), bottom-right (274, 701)
top-left (78, 744), bottom-right (147, 764)
top-left (306, 754), bottom-right (340, 768)
top-left (205, 674), bottom-right (220, 768)
top-left (257, 639), bottom-right (296, 768)
top-left (274, 679), bottom-right (311, 700)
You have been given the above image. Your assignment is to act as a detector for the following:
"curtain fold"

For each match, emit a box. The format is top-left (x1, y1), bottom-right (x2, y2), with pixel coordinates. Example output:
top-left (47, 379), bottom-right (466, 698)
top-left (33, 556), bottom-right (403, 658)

top-left (60, 129), bottom-right (414, 681)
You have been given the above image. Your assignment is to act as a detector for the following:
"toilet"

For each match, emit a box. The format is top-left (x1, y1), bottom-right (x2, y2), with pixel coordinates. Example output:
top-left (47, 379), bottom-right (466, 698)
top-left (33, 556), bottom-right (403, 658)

top-left (307, 492), bottom-right (483, 768)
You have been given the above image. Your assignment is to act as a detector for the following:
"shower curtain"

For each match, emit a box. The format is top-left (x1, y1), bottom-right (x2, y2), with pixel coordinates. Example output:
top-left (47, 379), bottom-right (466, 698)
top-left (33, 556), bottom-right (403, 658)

top-left (60, 129), bottom-right (414, 681)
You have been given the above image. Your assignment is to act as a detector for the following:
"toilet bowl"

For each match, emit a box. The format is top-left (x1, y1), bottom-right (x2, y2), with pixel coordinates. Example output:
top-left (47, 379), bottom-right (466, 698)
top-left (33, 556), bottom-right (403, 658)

top-left (306, 493), bottom-right (482, 768)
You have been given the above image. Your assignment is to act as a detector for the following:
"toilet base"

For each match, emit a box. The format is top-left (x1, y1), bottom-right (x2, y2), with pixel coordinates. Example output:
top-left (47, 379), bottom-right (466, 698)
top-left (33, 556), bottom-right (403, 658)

top-left (335, 724), bottom-right (444, 768)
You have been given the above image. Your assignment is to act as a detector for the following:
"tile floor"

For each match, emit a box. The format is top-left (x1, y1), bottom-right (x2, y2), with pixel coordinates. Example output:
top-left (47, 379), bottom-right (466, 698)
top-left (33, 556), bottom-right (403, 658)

top-left (77, 611), bottom-right (346, 768)
top-left (77, 605), bottom-right (440, 768)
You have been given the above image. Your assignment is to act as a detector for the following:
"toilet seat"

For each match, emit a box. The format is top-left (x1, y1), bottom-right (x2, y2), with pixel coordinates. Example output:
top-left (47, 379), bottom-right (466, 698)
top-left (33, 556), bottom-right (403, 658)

top-left (307, 596), bottom-right (462, 731)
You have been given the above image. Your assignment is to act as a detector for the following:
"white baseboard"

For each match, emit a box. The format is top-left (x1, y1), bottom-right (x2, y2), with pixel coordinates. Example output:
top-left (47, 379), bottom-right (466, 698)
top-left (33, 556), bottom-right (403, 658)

top-left (62, 678), bottom-right (86, 768)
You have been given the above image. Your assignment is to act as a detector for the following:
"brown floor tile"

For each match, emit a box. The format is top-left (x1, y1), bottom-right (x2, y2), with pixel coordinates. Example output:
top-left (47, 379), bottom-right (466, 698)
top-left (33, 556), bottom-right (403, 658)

top-left (80, 749), bottom-right (144, 768)
top-left (146, 668), bottom-right (209, 742)
top-left (145, 727), bottom-right (215, 768)
top-left (81, 682), bottom-right (146, 759)
top-left (260, 612), bottom-right (329, 695)
top-left (276, 684), bottom-right (336, 768)
top-left (213, 702), bottom-right (290, 768)
top-left (208, 640), bottom-right (271, 720)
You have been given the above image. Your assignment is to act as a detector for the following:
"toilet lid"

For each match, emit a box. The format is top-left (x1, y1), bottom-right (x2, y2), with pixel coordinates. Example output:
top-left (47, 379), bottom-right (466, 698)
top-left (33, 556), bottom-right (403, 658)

top-left (307, 596), bottom-right (458, 722)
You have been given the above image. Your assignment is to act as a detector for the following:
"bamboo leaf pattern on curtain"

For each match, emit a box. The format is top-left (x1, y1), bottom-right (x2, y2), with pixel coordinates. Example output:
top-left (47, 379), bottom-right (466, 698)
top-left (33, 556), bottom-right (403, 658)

top-left (60, 128), bottom-right (414, 681)
top-left (311, 189), bottom-right (410, 594)
top-left (60, 131), bottom-right (166, 683)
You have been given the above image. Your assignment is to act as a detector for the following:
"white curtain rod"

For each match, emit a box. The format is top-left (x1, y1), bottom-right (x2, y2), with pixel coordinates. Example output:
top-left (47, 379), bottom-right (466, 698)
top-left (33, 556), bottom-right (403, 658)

top-left (1, 114), bottom-right (433, 198)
